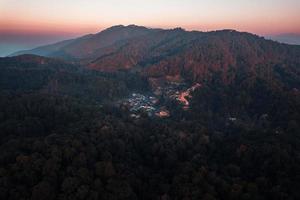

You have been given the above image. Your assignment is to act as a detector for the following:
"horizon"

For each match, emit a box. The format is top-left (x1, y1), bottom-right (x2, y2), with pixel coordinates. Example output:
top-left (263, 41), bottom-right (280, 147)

top-left (1, 24), bottom-right (300, 57)
top-left (1, 0), bottom-right (300, 56)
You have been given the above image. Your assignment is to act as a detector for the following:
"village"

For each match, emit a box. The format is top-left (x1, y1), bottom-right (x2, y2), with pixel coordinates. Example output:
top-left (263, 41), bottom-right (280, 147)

top-left (118, 82), bottom-right (202, 119)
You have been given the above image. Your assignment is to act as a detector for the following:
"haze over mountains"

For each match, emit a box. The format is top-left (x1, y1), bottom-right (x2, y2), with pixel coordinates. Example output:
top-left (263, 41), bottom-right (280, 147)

top-left (10, 25), bottom-right (159, 58)
top-left (268, 33), bottom-right (300, 45)
top-left (8, 25), bottom-right (300, 58)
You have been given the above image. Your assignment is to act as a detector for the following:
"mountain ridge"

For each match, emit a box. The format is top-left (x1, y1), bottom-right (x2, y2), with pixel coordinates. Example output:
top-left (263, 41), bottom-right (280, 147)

top-left (10, 25), bottom-right (161, 59)
top-left (9, 25), bottom-right (300, 89)
top-left (11, 25), bottom-right (274, 59)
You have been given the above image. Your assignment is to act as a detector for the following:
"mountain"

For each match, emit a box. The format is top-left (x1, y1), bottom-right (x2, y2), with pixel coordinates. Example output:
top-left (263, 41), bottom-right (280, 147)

top-left (11, 25), bottom-right (300, 90)
top-left (88, 29), bottom-right (300, 87)
top-left (2, 26), bottom-right (300, 200)
top-left (11, 25), bottom-right (160, 60)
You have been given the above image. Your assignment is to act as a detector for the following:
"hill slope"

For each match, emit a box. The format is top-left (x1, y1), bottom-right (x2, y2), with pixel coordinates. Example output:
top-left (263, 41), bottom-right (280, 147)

top-left (11, 25), bottom-right (160, 60)
top-left (87, 28), bottom-right (300, 89)
top-left (1, 27), bottom-right (300, 200)
top-left (10, 25), bottom-right (300, 89)
top-left (0, 55), bottom-right (147, 101)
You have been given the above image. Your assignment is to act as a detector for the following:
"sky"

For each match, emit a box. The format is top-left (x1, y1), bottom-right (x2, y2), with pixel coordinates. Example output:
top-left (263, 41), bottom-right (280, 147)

top-left (1, 0), bottom-right (300, 56)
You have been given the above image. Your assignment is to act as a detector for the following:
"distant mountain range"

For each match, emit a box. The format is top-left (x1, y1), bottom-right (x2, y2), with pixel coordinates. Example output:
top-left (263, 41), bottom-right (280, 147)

top-left (10, 25), bottom-right (300, 89)
top-left (11, 25), bottom-right (161, 59)
top-left (267, 33), bottom-right (300, 45)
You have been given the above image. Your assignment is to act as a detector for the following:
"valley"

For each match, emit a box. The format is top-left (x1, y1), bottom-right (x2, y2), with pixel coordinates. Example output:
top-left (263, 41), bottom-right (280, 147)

top-left (1, 25), bottom-right (300, 200)
top-left (117, 82), bottom-right (202, 118)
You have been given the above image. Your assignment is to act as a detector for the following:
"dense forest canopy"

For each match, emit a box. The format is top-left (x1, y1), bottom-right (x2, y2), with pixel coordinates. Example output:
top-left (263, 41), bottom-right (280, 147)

top-left (1, 26), bottom-right (300, 200)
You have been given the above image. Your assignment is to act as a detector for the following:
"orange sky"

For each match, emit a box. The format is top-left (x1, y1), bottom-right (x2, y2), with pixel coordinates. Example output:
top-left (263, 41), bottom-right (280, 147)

top-left (1, 0), bottom-right (300, 56)
top-left (1, 0), bottom-right (300, 36)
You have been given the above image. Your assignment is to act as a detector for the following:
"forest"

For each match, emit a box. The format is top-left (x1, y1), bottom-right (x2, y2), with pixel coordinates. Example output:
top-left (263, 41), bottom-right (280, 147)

top-left (0, 54), bottom-right (299, 200)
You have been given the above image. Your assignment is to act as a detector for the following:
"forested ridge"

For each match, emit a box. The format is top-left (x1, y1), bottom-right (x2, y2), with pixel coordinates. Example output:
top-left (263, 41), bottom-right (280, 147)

top-left (1, 30), bottom-right (300, 200)
top-left (0, 90), bottom-right (299, 200)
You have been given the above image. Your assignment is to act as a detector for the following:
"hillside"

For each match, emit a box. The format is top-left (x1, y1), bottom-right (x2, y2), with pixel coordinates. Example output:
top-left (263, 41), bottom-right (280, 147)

top-left (2, 26), bottom-right (300, 200)
top-left (11, 25), bottom-right (160, 60)
top-left (88, 29), bottom-right (300, 89)
top-left (11, 26), bottom-right (300, 89)
top-left (0, 55), bottom-right (147, 101)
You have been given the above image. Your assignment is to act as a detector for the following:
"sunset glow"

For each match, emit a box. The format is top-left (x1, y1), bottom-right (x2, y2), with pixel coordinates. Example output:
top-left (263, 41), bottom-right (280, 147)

top-left (1, 0), bottom-right (300, 35)
top-left (1, 0), bottom-right (300, 56)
